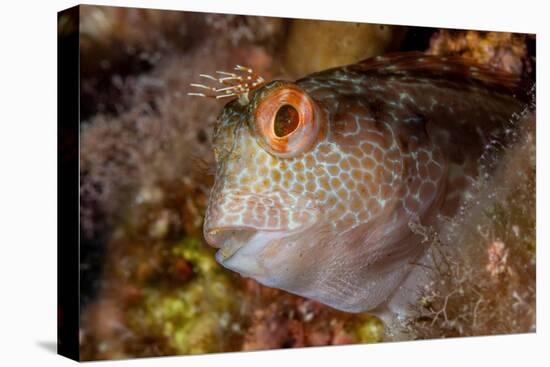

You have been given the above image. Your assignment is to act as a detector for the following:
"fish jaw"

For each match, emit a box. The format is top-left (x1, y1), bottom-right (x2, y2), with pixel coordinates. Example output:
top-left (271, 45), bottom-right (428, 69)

top-left (215, 230), bottom-right (283, 276)
top-left (205, 226), bottom-right (306, 279)
top-left (204, 216), bottom-right (422, 314)
top-left (203, 188), bottom-right (322, 279)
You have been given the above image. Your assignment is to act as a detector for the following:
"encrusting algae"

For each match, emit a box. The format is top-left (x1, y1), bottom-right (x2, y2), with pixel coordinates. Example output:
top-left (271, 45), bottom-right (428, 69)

top-left (125, 237), bottom-right (242, 355)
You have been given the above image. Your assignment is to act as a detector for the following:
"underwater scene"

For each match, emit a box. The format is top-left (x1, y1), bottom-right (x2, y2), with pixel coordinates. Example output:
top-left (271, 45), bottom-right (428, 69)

top-left (65, 5), bottom-right (535, 360)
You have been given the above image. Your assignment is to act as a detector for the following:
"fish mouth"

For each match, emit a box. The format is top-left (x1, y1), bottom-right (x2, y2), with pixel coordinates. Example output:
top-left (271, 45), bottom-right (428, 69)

top-left (204, 226), bottom-right (303, 277)
top-left (204, 227), bottom-right (258, 259)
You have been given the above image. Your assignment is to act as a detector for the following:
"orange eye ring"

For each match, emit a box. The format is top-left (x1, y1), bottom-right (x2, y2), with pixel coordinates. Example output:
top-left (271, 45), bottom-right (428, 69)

top-left (253, 85), bottom-right (324, 158)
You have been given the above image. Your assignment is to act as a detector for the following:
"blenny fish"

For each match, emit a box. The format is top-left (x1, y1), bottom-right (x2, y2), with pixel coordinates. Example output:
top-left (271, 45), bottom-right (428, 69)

top-left (192, 53), bottom-right (529, 318)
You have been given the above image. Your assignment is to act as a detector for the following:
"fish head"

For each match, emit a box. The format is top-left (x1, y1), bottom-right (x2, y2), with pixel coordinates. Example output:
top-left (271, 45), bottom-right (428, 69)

top-left (204, 79), bottom-right (416, 312)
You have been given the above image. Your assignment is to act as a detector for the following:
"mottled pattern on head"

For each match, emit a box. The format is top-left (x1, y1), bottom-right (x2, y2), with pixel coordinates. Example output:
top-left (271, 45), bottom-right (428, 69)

top-left (202, 53), bottom-right (527, 312)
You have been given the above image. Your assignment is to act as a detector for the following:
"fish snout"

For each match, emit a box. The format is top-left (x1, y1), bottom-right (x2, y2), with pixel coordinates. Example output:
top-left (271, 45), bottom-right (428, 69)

top-left (202, 192), bottom-right (279, 252)
top-left (202, 198), bottom-right (283, 266)
top-left (203, 191), bottom-right (319, 251)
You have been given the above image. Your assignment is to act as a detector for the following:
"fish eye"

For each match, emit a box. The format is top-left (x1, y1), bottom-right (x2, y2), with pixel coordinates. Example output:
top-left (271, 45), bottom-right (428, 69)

top-left (253, 84), bottom-right (324, 158)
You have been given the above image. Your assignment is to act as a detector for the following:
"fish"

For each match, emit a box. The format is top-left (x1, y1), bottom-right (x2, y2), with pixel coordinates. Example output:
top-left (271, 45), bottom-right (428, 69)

top-left (197, 52), bottom-right (530, 318)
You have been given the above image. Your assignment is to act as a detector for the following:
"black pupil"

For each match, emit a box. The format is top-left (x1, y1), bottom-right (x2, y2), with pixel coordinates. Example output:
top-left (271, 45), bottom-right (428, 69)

top-left (273, 105), bottom-right (299, 137)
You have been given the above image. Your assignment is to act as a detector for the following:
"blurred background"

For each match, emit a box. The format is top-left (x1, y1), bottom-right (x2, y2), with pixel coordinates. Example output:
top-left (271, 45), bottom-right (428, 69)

top-left (58, 5), bottom-right (535, 360)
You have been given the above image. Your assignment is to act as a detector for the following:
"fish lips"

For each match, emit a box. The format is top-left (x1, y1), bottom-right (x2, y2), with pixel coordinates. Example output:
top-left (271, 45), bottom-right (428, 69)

top-left (204, 225), bottom-right (311, 278)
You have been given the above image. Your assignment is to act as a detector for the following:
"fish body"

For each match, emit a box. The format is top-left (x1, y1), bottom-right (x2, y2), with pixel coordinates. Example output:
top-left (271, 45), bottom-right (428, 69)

top-left (203, 53), bottom-right (527, 314)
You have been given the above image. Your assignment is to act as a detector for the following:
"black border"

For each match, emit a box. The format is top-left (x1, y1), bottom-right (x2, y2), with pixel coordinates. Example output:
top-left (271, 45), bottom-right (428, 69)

top-left (57, 5), bottom-right (80, 361)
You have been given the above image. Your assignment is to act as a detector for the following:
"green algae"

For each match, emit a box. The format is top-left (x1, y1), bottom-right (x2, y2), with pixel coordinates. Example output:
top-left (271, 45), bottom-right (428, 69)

top-left (355, 316), bottom-right (385, 343)
top-left (125, 236), bottom-right (244, 355)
